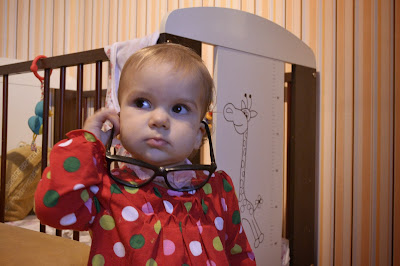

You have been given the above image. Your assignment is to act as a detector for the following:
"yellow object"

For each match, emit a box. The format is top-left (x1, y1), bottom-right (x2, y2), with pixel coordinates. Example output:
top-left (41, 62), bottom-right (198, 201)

top-left (0, 144), bottom-right (49, 221)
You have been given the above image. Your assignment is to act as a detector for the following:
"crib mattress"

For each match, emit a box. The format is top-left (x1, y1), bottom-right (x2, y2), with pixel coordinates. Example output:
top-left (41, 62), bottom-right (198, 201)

top-left (0, 222), bottom-right (90, 265)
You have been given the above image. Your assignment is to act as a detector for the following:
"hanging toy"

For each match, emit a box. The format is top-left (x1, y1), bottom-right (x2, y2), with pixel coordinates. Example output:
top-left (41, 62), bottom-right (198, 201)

top-left (28, 55), bottom-right (53, 151)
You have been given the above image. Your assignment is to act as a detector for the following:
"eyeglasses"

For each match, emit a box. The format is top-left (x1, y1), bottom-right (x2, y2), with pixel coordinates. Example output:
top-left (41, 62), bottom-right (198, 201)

top-left (105, 121), bottom-right (217, 192)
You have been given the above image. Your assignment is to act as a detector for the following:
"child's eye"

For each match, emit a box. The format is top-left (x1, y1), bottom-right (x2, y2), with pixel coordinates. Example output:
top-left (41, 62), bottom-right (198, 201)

top-left (134, 98), bottom-right (151, 109)
top-left (172, 104), bottom-right (189, 114)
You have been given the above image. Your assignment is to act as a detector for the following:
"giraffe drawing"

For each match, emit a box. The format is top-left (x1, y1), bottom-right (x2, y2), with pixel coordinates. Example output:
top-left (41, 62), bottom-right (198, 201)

top-left (223, 93), bottom-right (265, 248)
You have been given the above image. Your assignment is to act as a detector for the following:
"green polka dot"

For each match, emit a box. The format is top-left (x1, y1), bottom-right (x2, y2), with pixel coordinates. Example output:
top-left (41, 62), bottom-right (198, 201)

top-left (232, 210), bottom-right (241, 225)
top-left (223, 179), bottom-right (233, 192)
top-left (154, 220), bottom-right (161, 234)
top-left (93, 196), bottom-right (101, 213)
top-left (84, 132), bottom-right (97, 142)
top-left (111, 184), bottom-right (122, 194)
top-left (92, 254), bottom-right (105, 266)
top-left (184, 202), bottom-right (192, 213)
top-left (153, 187), bottom-right (162, 198)
top-left (46, 171), bottom-right (51, 179)
top-left (202, 183), bottom-right (212, 194)
top-left (43, 190), bottom-right (59, 207)
top-left (130, 234), bottom-right (145, 249)
top-left (80, 189), bottom-right (89, 202)
top-left (63, 157), bottom-right (80, 172)
top-left (99, 215), bottom-right (115, 230)
top-left (146, 258), bottom-right (157, 266)
top-left (213, 236), bottom-right (223, 251)
top-left (182, 264), bottom-right (190, 266)
top-left (230, 244), bottom-right (243, 255)
top-left (179, 221), bottom-right (182, 233)
top-left (202, 199), bottom-right (208, 214)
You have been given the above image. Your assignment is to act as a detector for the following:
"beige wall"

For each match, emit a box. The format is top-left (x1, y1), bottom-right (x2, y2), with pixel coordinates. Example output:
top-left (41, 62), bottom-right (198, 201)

top-left (1, 0), bottom-right (398, 265)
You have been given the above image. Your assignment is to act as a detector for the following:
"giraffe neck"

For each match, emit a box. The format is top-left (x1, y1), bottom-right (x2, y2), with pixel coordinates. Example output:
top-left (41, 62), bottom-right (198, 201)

top-left (238, 130), bottom-right (248, 202)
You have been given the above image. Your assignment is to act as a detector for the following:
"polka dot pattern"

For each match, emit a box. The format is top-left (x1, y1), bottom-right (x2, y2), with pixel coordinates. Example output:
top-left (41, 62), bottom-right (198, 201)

top-left (43, 190), bottom-right (59, 207)
top-left (63, 157), bottom-right (80, 172)
top-left (99, 215), bottom-right (115, 230)
top-left (213, 236), bottom-right (223, 251)
top-left (130, 234), bottom-right (145, 249)
top-left (163, 239), bottom-right (175, 256)
top-left (92, 254), bottom-right (105, 266)
top-left (60, 213), bottom-right (77, 226)
top-left (113, 242), bottom-right (125, 258)
top-left (35, 131), bottom-right (255, 265)
top-left (189, 241), bottom-right (202, 256)
top-left (214, 217), bottom-right (224, 231)
top-left (122, 206), bottom-right (139, 222)
top-left (84, 132), bottom-right (96, 142)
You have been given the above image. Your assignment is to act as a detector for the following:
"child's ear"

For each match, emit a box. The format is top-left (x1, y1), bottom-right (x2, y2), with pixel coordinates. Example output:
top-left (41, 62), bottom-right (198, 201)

top-left (194, 122), bottom-right (206, 149)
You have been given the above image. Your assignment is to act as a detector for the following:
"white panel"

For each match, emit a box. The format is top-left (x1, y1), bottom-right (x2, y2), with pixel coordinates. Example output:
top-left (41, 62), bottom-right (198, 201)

top-left (160, 7), bottom-right (316, 68)
top-left (213, 47), bottom-right (284, 265)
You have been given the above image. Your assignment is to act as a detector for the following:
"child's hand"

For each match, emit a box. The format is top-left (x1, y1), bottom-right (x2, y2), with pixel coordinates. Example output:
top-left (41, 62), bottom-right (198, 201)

top-left (83, 108), bottom-right (120, 145)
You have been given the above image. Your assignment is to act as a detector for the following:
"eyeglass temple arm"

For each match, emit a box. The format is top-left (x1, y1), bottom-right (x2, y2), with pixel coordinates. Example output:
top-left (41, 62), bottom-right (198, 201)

top-left (201, 120), bottom-right (216, 164)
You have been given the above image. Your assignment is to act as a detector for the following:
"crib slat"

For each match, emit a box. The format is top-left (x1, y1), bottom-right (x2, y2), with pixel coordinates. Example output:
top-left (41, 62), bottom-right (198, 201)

top-left (39, 69), bottom-right (51, 233)
top-left (77, 64), bottom-right (83, 129)
top-left (57, 66), bottom-right (66, 142)
top-left (0, 75), bottom-right (8, 223)
top-left (95, 61), bottom-right (102, 111)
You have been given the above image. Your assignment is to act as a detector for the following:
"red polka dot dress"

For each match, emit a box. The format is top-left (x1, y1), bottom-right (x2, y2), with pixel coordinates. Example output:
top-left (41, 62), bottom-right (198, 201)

top-left (35, 130), bottom-right (256, 265)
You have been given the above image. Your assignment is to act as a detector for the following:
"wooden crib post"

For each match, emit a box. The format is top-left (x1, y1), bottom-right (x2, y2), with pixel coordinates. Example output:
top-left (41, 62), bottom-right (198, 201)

top-left (0, 75), bottom-right (8, 223)
top-left (39, 69), bottom-right (51, 233)
top-left (95, 61), bottom-right (102, 111)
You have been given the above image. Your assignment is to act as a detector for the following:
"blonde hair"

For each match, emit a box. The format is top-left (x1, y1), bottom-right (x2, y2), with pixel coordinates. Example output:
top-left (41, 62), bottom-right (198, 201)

top-left (118, 43), bottom-right (214, 118)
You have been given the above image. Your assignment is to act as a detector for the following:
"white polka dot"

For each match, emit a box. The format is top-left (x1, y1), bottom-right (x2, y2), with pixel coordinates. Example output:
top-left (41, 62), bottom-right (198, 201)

top-left (93, 157), bottom-right (97, 166)
top-left (60, 213), bottom-right (77, 226)
top-left (122, 206), bottom-right (139, 222)
top-left (188, 190), bottom-right (196, 195)
top-left (163, 239), bottom-right (176, 256)
top-left (214, 217), bottom-right (224, 231)
top-left (239, 225), bottom-right (243, 233)
top-left (163, 200), bottom-right (173, 214)
top-left (90, 185), bottom-right (99, 194)
top-left (73, 184), bottom-right (85, 190)
top-left (58, 139), bottom-right (73, 147)
top-left (89, 216), bottom-right (95, 224)
top-left (113, 242), bottom-right (125, 258)
top-left (189, 241), bottom-right (202, 256)
top-left (211, 173), bottom-right (215, 178)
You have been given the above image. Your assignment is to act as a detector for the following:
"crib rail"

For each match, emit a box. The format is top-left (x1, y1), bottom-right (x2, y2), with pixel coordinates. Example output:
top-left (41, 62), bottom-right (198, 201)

top-left (0, 48), bottom-right (109, 241)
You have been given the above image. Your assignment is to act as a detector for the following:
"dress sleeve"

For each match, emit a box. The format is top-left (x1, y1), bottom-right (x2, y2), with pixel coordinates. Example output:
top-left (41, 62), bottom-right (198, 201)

top-left (34, 130), bottom-right (107, 231)
top-left (219, 171), bottom-right (256, 265)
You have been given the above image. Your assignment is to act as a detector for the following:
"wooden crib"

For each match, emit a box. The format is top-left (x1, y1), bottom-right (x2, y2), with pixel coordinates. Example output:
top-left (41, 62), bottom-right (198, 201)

top-left (0, 7), bottom-right (317, 266)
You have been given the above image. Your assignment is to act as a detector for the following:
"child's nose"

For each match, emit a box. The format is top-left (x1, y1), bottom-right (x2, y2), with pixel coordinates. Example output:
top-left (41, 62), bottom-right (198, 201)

top-left (148, 108), bottom-right (170, 129)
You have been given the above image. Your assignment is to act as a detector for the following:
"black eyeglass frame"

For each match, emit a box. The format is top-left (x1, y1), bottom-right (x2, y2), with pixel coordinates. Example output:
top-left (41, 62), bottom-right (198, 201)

top-left (105, 121), bottom-right (217, 191)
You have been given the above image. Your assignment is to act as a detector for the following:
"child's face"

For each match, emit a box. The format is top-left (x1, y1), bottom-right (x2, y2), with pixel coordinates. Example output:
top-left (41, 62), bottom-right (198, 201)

top-left (118, 62), bottom-right (205, 167)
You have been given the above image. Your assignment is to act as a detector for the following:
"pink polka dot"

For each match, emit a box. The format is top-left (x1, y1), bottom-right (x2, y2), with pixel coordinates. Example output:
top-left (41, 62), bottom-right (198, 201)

top-left (163, 239), bottom-right (176, 256)
top-left (221, 198), bottom-right (227, 211)
top-left (196, 220), bottom-right (203, 234)
top-left (142, 202), bottom-right (154, 215)
top-left (206, 260), bottom-right (216, 266)
top-left (248, 251), bottom-right (255, 260)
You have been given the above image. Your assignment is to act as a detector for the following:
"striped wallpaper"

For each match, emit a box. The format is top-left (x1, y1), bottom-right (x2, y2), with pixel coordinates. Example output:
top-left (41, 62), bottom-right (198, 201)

top-left (0, 0), bottom-right (398, 265)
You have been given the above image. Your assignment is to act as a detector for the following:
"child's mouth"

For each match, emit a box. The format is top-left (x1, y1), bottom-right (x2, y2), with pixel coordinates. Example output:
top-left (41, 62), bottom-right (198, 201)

top-left (146, 138), bottom-right (168, 148)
